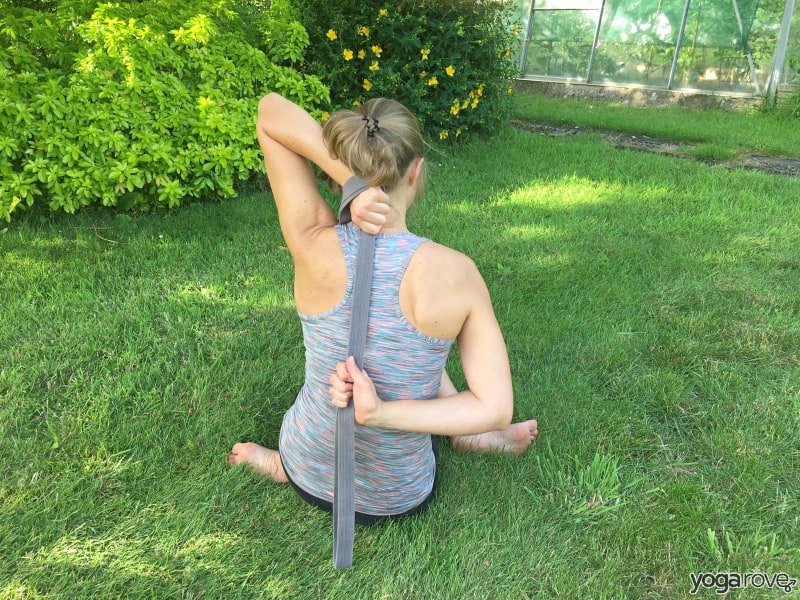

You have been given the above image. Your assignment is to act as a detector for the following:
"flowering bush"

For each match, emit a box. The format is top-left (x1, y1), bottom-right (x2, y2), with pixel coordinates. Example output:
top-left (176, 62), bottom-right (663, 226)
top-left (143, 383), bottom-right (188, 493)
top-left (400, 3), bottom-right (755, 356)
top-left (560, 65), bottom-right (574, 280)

top-left (293, 0), bottom-right (520, 141)
top-left (0, 0), bottom-right (328, 220)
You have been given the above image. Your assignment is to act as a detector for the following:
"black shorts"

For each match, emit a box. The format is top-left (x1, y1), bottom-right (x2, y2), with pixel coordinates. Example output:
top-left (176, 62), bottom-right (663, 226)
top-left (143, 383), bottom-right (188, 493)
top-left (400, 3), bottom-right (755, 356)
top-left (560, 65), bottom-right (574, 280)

top-left (282, 436), bottom-right (439, 526)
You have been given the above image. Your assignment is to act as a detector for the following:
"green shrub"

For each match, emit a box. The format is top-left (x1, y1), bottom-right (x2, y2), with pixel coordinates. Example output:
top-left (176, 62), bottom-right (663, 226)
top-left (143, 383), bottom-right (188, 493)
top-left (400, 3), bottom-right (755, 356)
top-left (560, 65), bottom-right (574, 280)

top-left (292, 0), bottom-right (520, 141)
top-left (0, 0), bottom-right (329, 220)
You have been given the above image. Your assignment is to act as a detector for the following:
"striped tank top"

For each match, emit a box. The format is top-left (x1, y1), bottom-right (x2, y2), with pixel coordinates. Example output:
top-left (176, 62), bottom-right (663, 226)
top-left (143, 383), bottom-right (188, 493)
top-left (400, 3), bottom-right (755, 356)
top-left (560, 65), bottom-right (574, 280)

top-left (279, 222), bottom-right (455, 516)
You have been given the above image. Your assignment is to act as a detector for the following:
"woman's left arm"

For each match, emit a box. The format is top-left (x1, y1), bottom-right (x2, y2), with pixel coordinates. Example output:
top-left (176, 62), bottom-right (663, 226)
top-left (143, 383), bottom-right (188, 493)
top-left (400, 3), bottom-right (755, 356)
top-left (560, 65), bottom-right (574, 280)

top-left (256, 93), bottom-right (388, 254)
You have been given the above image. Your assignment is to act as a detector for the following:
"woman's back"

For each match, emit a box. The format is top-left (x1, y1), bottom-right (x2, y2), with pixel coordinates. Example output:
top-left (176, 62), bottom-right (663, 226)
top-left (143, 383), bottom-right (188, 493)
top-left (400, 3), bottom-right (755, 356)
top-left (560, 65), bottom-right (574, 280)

top-left (279, 223), bottom-right (454, 514)
top-left (229, 93), bottom-right (531, 524)
top-left (293, 219), bottom-right (478, 343)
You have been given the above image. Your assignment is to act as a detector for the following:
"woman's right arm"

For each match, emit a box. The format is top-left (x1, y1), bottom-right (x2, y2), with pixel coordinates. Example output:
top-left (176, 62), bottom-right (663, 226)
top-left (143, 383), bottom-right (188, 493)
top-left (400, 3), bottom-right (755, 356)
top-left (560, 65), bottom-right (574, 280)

top-left (330, 258), bottom-right (514, 436)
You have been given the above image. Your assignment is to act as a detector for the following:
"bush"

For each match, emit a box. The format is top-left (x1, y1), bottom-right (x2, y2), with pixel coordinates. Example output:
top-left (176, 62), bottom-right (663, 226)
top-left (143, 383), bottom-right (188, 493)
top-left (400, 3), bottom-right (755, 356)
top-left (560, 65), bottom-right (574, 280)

top-left (292, 0), bottom-right (520, 141)
top-left (0, 0), bottom-right (329, 220)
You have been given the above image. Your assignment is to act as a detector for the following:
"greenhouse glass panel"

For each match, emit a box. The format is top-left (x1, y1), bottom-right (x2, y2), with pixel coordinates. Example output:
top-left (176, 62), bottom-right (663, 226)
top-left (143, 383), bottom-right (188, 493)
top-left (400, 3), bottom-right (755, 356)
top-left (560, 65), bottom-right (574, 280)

top-left (781, 3), bottom-right (799, 83)
top-left (518, 0), bottom-right (795, 95)
top-left (671, 0), bottom-right (786, 93)
top-left (523, 8), bottom-right (601, 78)
top-left (534, 0), bottom-right (601, 8)
top-left (590, 0), bottom-right (687, 87)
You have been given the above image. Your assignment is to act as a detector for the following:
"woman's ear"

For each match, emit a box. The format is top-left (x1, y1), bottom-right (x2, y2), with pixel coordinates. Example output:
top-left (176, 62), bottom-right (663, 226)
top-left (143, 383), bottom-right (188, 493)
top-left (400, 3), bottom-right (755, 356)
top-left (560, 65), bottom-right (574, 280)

top-left (407, 157), bottom-right (425, 187)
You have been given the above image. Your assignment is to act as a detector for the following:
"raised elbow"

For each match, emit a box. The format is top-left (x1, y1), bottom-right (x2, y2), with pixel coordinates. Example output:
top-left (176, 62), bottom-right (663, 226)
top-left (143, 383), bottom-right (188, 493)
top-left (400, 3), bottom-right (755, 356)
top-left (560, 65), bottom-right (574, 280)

top-left (258, 92), bottom-right (281, 113)
top-left (256, 93), bottom-right (282, 136)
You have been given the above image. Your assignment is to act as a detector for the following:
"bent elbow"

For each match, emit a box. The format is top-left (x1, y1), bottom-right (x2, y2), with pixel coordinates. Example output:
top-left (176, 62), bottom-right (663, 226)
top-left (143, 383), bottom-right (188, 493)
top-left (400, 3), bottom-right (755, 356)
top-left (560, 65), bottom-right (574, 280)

top-left (497, 405), bottom-right (513, 431)
top-left (256, 93), bottom-right (282, 136)
top-left (492, 394), bottom-right (514, 431)
top-left (258, 92), bottom-right (281, 111)
top-left (472, 387), bottom-right (513, 432)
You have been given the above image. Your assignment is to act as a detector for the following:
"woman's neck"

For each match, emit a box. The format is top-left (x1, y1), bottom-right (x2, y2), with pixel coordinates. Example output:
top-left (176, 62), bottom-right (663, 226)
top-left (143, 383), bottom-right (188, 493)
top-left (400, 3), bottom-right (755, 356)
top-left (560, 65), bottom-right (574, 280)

top-left (381, 189), bottom-right (413, 233)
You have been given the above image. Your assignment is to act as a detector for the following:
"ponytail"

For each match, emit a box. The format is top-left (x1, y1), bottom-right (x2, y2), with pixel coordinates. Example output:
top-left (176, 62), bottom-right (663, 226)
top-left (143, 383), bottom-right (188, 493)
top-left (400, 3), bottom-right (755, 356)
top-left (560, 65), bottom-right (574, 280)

top-left (323, 98), bottom-right (424, 191)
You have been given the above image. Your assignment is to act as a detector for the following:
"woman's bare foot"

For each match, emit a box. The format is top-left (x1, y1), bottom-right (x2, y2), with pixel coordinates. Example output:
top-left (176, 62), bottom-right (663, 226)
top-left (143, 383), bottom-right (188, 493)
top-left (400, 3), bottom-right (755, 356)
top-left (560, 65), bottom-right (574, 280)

top-left (228, 442), bottom-right (289, 483)
top-left (450, 420), bottom-right (538, 456)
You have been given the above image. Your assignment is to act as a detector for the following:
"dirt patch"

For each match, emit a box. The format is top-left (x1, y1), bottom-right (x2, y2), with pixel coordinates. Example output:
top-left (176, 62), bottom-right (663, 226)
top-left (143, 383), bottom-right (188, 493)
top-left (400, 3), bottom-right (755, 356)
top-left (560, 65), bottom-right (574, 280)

top-left (511, 119), bottom-right (800, 178)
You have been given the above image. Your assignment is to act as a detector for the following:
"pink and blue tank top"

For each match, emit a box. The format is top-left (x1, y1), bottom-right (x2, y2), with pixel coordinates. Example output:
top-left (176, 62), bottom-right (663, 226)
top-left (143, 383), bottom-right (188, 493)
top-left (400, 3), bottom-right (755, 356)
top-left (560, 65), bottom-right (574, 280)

top-left (279, 222), bottom-right (455, 515)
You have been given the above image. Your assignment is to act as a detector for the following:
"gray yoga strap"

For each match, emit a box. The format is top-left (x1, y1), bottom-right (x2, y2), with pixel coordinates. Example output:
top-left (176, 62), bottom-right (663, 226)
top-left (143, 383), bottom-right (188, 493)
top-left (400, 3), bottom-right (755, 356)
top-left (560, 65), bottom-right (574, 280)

top-left (334, 176), bottom-right (374, 569)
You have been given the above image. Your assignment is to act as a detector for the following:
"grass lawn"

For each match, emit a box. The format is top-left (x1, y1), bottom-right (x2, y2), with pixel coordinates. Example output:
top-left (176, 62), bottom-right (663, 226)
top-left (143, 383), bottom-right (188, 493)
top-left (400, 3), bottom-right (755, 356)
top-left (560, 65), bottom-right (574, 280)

top-left (513, 91), bottom-right (800, 158)
top-left (2, 95), bottom-right (799, 598)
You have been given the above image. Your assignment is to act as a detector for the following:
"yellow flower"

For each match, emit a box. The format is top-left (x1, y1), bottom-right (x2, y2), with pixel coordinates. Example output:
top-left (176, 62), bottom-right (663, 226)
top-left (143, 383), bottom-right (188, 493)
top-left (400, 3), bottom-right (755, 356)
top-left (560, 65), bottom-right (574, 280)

top-left (450, 104), bottom-right (460, 116)
top-left (369, 60), bottom-right (380, 72)
top-left (357, 25), bottom-right (370, 37)
top-left (462, 99), bottom-right (469, 109)
top-left (439, 130), bottom-right (448, 139)
top-left (505, 48), bottom-right (510, 57)
top-left (445, 65), bottom-right (455, 77)
top-left (343, 49), bottom-right (354, 61)
top-left (353, 100), bottom-right (362, 106)
top-left (363, 78), bottom-right (372, 91)
top-left (421, 48), bottom-right (430, 60)
top-left (419, 70), bottom-right (427, 79)
top-left (371, 45), bottom-right (382, 57)
top-left (456, 128), bottom-right (462, 137)
top-left (379, 8), bottom-right (388, 16)
top-left (358, 49), bottom-right (366, 59)
top-left (508, 86), bottom-right (513, 94)
top-left (471, 98), bottom-right (479, 109)
top-left (477, 84), bottom-right (485, 96)
top-left (321, 111), bottom-right (330, 121)
top-left (326, 29), bottom-right (337, 41)
top-left (513, 25), bottom-right (521, 36)
top-left (428, 76), bottom-right (438, 87)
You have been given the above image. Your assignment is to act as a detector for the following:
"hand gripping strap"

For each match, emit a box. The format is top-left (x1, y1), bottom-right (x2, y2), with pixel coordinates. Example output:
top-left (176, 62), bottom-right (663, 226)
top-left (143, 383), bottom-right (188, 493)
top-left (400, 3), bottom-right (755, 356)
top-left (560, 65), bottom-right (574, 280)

top-left (334, 176), bottom-right (374, 569)
top-left (339, 176), bottom-right (370, 224)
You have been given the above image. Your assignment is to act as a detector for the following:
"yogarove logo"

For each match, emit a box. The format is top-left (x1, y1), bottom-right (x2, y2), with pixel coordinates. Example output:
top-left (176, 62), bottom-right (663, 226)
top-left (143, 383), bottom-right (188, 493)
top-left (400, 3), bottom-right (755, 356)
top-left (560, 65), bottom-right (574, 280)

top-left (690, 572), bottom-right (798, 595)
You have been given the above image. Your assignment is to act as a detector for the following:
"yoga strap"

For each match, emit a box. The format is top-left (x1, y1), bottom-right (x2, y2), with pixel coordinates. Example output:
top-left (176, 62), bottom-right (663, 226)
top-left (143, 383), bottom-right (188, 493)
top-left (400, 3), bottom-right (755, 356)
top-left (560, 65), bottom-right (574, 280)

top-left (334, 176), bottom-right (373, 569)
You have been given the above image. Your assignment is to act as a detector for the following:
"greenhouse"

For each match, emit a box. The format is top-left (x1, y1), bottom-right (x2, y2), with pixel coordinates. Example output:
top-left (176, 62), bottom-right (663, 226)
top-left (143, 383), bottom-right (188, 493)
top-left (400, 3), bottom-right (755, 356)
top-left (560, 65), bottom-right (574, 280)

top-left (516, 0), bottom-right (799, 97)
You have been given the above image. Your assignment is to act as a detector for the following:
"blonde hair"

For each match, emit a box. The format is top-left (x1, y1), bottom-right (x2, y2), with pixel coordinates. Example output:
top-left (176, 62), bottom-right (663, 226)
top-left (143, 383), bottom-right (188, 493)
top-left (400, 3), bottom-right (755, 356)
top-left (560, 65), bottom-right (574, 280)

top-left (323, 98), bottom-right (424, 192)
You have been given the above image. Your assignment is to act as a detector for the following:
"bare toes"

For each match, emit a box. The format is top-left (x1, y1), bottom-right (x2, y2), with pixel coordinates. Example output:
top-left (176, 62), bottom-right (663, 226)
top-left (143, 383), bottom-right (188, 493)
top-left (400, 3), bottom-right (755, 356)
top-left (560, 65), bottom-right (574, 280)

top-left (227, 442), bottom-right (288, 483)
top-left (228, 442), bottom-right (247, 466)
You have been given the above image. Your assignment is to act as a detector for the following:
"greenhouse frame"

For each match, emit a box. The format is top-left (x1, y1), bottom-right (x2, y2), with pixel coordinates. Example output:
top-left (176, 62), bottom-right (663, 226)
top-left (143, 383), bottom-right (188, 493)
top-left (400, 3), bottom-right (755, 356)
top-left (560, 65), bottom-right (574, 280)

top-left (516, 0), bottom-right (798, 98)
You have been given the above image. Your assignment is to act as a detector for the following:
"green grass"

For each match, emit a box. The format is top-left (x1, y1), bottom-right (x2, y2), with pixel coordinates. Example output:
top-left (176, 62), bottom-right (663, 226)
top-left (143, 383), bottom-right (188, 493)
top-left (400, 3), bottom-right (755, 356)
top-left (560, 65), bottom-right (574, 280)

top-left (682, 143), bottom-right (739, 163)
top-left (514, 92), bottom-right (800, 158)
top-left (2, 107), bottom-right (800, 598)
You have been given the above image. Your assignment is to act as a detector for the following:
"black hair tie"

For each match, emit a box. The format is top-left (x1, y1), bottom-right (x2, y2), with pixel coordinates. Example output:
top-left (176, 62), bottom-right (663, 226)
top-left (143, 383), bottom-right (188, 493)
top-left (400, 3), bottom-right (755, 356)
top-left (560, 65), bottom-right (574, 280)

top-left (362, 115), bottom-right (380, 138)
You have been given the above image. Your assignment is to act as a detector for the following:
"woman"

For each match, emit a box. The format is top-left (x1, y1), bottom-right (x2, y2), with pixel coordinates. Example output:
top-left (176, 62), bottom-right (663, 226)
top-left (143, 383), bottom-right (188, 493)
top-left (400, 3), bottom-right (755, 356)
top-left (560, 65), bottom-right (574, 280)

top-left (229, 93), bottom-right (538, 523)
